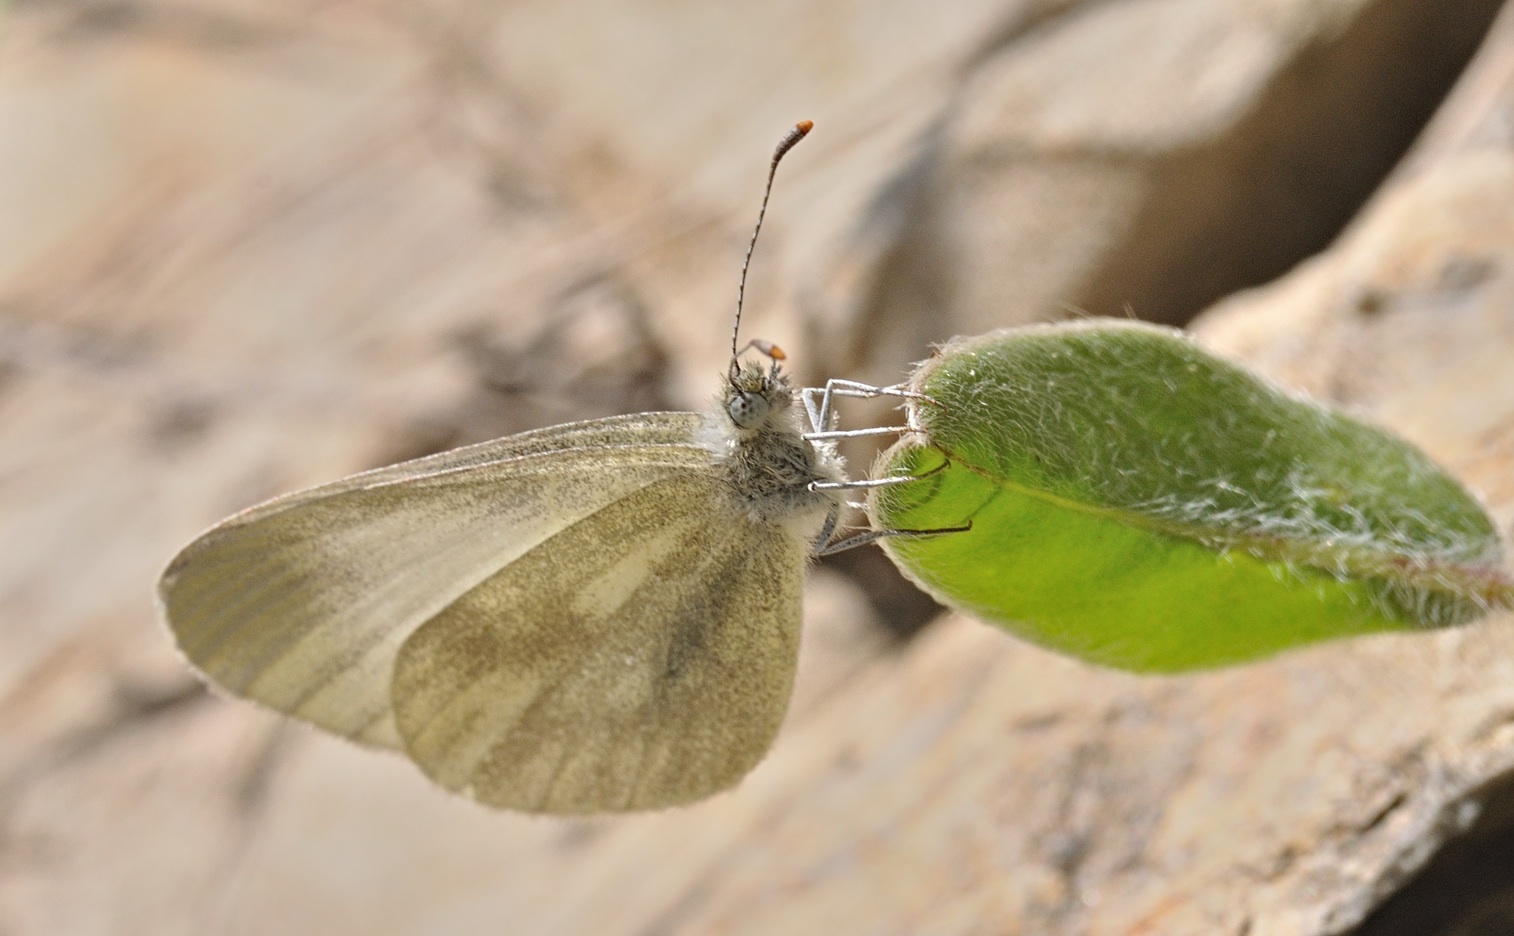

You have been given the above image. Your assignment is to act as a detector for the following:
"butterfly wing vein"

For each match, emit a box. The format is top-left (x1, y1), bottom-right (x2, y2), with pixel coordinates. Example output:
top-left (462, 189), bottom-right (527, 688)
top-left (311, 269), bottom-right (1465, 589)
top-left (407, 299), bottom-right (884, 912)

top-left (159, 411), bottom-right (806, 812)
top-left (161, 414), bottom-right (722, 747)
top-left (391, 471), bottom-right (804, 813)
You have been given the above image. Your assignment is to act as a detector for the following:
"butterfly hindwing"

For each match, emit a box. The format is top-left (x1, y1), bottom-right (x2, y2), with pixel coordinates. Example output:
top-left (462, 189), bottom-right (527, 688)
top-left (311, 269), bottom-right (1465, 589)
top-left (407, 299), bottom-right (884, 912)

top-left (390, 471), bottom-right (806, 813)
top-left (158, 412), bottom-right (710, 748)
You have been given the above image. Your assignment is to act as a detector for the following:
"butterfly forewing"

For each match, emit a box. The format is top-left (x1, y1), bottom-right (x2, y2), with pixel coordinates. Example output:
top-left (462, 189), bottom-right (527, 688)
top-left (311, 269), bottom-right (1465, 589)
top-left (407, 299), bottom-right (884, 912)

top-left (391, 471), bottom-right (805, 813)
top-left (159, 412), bottom-right (710, 748)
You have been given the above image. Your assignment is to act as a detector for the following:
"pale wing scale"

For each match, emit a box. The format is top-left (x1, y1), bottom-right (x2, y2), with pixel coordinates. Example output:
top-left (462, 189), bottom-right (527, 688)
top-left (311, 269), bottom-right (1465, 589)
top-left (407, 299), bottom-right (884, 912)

top-left (158, 412), bottom-right (707, 748)
top-left (391, 472), bottom-right (805, 813)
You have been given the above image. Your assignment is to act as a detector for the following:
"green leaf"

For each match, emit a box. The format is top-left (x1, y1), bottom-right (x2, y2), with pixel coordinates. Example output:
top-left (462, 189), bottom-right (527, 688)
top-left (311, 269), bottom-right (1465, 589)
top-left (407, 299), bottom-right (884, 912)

top-left (868, 321), bottom-right (1512, 673)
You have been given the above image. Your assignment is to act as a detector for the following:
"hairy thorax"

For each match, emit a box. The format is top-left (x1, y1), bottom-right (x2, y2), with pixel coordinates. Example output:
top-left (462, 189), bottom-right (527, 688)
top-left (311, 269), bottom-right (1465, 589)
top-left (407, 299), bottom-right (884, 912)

top-left (722, 423), bottom-right (842, 526)
top-left (698, 363), bottom-right (845, 539)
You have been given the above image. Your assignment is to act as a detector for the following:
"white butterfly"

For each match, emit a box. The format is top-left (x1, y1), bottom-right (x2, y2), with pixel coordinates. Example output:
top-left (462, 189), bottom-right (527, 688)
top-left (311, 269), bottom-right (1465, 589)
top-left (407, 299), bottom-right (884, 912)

top-left (158, 122), bottom-right (927, 814)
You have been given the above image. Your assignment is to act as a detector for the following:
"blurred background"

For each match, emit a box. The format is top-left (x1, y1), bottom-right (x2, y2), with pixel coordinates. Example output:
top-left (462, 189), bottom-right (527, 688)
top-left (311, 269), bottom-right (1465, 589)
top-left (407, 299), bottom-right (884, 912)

top-left (4, 1), bottom-right (1514, 933)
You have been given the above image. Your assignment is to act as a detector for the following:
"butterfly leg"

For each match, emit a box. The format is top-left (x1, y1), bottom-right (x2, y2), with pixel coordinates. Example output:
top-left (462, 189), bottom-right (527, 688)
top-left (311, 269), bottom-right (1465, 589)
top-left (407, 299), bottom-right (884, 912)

top-left (816, 523), bottom-right (972, 556)
top-left (801, 379), bottom-right (934, 438)
top-left (808, 462), bottom-right (969, 556)
top-left (811, 501), bottom-right (844, 554)
top-left (807, 457), bottom-right (948, 492)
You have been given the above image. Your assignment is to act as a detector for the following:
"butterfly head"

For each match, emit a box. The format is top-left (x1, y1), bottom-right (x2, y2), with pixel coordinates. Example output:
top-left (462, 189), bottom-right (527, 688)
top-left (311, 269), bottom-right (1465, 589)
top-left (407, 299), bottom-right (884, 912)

top-left (724, 349), bottom-right (795, 433)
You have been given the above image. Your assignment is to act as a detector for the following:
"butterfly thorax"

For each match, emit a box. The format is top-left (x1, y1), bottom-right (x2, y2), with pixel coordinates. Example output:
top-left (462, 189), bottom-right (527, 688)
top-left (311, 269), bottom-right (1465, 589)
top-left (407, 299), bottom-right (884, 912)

top-left (702, 361), bottom-right (844, 533)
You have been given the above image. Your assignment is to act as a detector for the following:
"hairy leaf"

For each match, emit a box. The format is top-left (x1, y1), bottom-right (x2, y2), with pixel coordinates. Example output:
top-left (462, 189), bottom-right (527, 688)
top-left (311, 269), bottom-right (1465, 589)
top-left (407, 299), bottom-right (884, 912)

top-left (869, 321), bottom-right (1511, 672)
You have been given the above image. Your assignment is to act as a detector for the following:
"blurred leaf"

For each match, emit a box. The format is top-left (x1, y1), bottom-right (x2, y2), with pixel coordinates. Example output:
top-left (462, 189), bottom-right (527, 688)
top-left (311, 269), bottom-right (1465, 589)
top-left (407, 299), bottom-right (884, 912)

top-left (869, 321), bottom-right (1512, 672)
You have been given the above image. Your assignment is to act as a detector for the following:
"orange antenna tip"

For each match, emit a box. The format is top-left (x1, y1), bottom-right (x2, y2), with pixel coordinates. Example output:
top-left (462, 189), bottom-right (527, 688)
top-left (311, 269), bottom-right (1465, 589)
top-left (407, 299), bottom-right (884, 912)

top-left (735, 338), bottom-right (786, 362)
top-left (772, 121), bottom-right (814, 166)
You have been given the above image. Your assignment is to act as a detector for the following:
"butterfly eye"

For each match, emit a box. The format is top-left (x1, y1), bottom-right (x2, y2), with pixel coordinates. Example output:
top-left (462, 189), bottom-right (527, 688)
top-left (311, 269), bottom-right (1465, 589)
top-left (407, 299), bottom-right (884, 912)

top-left (727, 391), bottom-right (770, 429)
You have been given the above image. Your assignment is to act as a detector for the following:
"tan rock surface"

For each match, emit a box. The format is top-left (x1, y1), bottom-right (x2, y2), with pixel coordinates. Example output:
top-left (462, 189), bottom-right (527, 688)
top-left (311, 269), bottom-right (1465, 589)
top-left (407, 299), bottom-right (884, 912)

top-left (815, 0), bottom-right (1504, 389)
top-left (3, 1), bottom-right (1514, 934)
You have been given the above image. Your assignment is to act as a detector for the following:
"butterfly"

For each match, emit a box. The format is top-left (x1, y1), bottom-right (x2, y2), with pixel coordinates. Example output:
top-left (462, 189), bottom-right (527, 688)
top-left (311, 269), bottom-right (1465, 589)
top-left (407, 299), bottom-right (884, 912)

top-left (158, 121), bottom-right (928, 814)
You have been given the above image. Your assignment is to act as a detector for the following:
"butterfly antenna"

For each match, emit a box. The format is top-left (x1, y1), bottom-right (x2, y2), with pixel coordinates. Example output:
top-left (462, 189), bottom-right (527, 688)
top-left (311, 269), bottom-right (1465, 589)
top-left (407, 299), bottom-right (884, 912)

top-left (730, 119), bottom-right (813, 379)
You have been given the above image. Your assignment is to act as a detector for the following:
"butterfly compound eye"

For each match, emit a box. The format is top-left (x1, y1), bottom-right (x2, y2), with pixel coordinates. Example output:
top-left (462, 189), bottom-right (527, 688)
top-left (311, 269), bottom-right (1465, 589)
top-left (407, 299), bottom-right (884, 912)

top-left (727, 390), bottom-right (771, 429)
